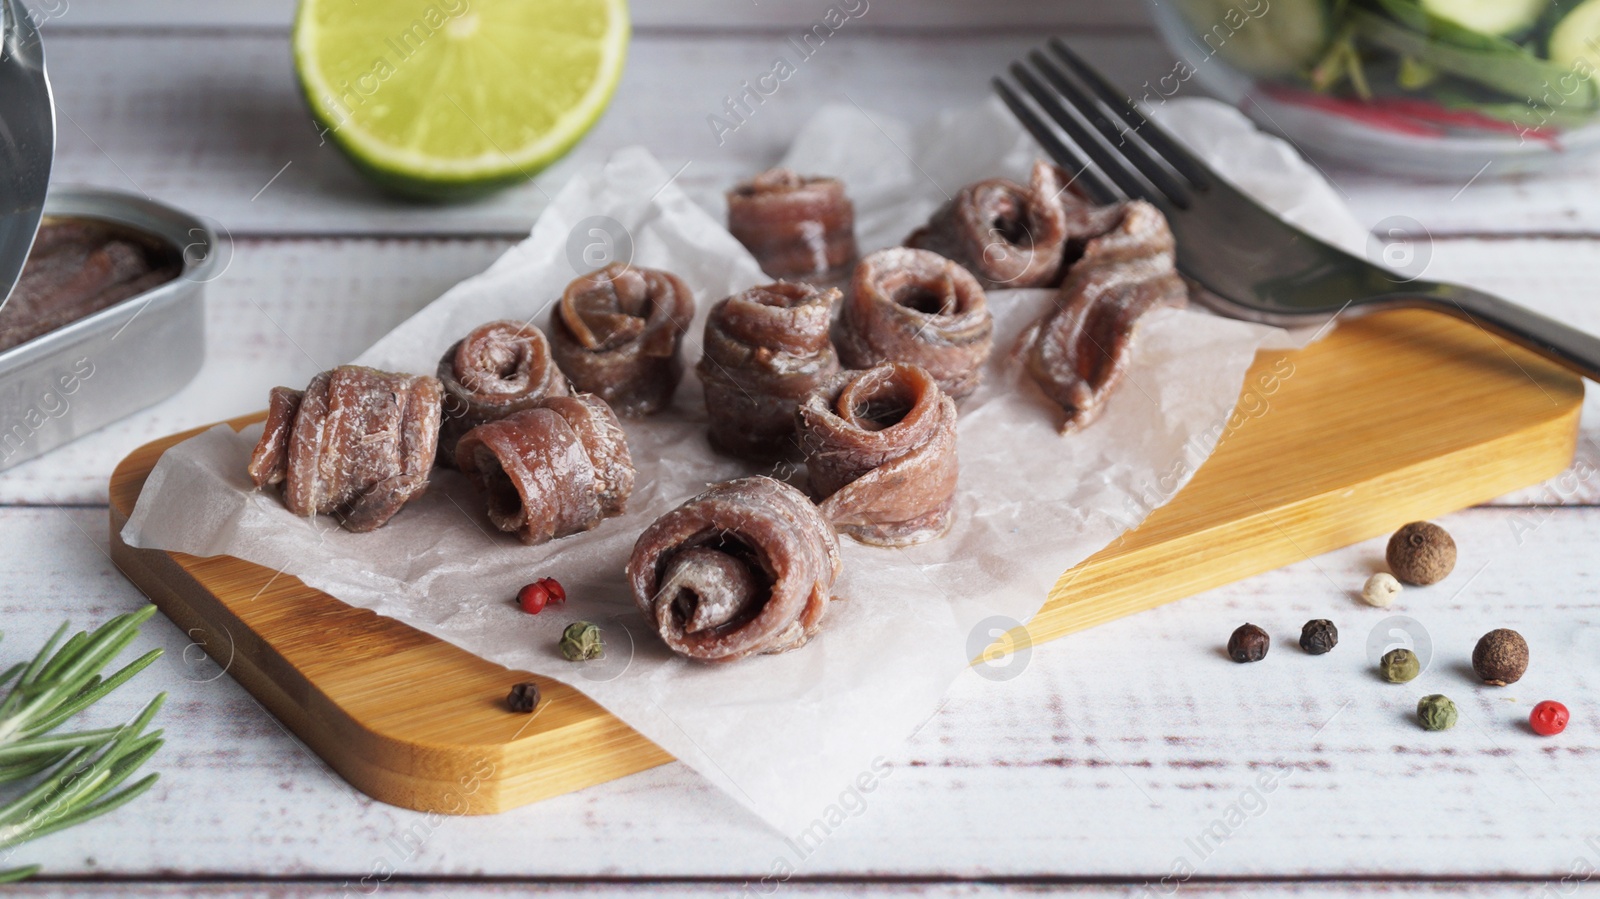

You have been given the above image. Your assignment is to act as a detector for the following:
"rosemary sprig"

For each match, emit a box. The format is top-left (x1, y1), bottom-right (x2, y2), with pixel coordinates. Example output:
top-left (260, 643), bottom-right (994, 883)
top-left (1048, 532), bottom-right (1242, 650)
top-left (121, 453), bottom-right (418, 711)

top-left (0, 606), bottom-right (166, 879)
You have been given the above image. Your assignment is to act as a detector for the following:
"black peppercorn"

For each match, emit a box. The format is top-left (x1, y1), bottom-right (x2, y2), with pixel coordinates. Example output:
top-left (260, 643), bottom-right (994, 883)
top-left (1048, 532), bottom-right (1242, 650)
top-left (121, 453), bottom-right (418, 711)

top-left (1299, 619), bottom-right (1338, 655)
top-left (506, 681), bottom-right (541, 713)
top-left (1228, 623), bottom-right (1270, 663)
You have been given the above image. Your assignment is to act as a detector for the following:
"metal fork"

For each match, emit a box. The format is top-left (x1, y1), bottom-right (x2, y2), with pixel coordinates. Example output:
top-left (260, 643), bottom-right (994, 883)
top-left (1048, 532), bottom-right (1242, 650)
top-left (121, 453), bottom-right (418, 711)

top-left (995, 38), bottom-right (1600, 382)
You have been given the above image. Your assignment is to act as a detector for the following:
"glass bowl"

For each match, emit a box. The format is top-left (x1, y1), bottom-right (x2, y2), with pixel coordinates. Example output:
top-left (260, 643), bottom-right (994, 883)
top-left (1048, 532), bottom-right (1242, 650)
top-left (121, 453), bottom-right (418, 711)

top-left (1145, 0), bottom-right (1600, 180)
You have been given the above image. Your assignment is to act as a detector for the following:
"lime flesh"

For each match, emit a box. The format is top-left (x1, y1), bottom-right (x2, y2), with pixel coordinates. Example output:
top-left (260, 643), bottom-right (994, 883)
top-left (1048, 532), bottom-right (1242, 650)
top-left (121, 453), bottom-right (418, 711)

top-left (294, 0), bottom-right (630, 198)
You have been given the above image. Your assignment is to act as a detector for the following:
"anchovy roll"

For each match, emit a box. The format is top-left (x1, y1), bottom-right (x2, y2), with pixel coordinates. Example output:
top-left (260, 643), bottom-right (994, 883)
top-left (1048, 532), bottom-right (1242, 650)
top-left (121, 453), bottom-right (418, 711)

top-left (727, 168), bottom-right (859, 284)
top-left (697, 281), bottom-right (842, 460)
top-left (905, 160), bottom-right (1072, 289)
top-left (628, 477), bottom-right (842, 662)
top-left (247, 366), bottom-right (443, 532)
top-left (454, 394), bottom-right (635, 545)
top-left (551, 263), bottom-right (696, 416)
top-left (834, 248), bottom-right (994, 400)
top-left (437, 320), bottom-right (569, 465)
top-left (1025, 200), bottom-right (1188, 432)
top-left (797, 364), bottom-right (959, 546)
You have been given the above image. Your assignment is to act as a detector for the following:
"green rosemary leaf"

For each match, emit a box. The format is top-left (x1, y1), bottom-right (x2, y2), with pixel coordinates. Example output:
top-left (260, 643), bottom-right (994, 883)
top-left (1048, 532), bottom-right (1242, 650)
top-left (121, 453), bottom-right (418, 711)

top-left (28, 650), bottom-right (163, 737)
top-left (0, 754), bottom-right (69, 784)
top-left (0, 609), bottom-right (165, 869)
top-left (5, 773), bottom-right (160, 847)
top-left (0, 727), bottom-right (125, 763)
top-left (0, 662), bottom-right (24, 692)
top-left (34, 630), bottom-right (94, 686)
top-left (0, 864), bottom-right (40, 883)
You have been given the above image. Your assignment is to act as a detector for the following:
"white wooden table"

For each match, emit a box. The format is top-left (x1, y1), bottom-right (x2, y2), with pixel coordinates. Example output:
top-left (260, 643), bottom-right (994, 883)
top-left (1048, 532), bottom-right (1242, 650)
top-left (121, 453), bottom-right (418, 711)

top-left (8, 2), bottom-right (1600, 895)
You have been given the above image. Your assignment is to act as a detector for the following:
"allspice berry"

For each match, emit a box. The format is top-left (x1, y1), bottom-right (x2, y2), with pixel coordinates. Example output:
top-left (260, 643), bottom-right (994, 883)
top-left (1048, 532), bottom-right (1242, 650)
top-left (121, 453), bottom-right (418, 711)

top-left (1380, 648), bottom-right (1420, 683)
top-left (1417, 694), bottom-right (1458, 731)
top-left (506, 681), bottom-right (541, 713)
top-left (1472, 628), bottom-right (1528, 686)
top-left (1386, 521), bottom-right (1456, 585)
top-left (1299, 619), bottom-right (1338, 655)
top-left (1228, 623), bottom-right (1270, 663)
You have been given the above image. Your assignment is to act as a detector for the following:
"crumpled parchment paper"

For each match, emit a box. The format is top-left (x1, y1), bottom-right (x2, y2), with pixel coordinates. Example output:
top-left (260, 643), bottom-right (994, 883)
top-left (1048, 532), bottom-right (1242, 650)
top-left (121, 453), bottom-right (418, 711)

top-left (123, 97), bottom-right (1361, 833)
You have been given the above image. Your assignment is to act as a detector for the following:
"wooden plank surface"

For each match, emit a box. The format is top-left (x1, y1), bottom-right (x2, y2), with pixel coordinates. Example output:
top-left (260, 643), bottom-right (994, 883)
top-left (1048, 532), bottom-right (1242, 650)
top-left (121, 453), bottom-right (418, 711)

top-left (99, 308), bottom-right (1581, 818)
top-left (4, 0), bottom-right (1600, 889)
top-left (33, 26), bottom-right (1600, 239)
top-left (14, 506), bottom-right (1600, 880)
top-left (5, 236), bottom-right (1599, 508)
top-left (23, 0), bottom-right (1157, 30)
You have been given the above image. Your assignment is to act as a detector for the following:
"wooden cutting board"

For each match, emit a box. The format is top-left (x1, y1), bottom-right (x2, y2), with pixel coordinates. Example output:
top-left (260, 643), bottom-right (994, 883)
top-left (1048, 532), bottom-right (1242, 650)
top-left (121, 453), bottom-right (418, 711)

top-left (107, 308), bottom-right (1583, 815)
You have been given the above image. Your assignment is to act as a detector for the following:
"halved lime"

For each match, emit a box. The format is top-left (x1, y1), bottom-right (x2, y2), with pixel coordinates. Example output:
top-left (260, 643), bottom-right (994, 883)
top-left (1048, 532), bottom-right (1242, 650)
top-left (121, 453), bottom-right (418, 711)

top-left (293, 0), bottom-right (629, 198)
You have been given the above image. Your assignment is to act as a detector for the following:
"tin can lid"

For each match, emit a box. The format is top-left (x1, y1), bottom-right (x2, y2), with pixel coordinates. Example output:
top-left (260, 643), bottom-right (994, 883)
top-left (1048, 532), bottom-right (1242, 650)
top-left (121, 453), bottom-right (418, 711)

top-left (0, 0), bottom-right (56, 310)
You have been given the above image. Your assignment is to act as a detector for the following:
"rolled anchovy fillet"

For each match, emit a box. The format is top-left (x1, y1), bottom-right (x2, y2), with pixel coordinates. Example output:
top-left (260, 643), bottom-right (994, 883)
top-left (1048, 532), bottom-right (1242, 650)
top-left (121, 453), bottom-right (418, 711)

top-left (905, 160), bottom-right (1072, 289)
top-left (697, 281), bottom-right (841, 460)
top-left (834, 247), bottom-right (994, 399)
top-left (437, 320), bottom-right (569, 465)
top-left (628, 477), bottom-right (842, 662)
top-left (551, 263), bottom-right (696, 417)
top-left (454, 394), bottom-right (635, 545)
top-left (247, 365), bottom-right (443, 532)
top-left (1025, 200), bottom-right (1188, 432)
top-left (797, 364), bottom-right (959, 546)
top-left (727, 168), bottom-right (859, 284)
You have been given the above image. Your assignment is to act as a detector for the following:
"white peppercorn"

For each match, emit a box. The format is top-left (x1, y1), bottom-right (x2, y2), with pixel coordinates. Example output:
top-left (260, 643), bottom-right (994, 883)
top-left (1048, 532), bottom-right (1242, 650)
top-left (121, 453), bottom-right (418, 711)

top-left (1361, 572), bottom-right (1402, 608)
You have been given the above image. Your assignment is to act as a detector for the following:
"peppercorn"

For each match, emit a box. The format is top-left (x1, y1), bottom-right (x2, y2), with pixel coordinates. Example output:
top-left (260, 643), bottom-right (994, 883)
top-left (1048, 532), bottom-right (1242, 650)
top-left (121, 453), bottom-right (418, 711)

top-left (1417, 694), bottom-right (1458, 731)
top-left (1380, 647), bottom-right (1420, 683)
top-left (517, 578), bottom-right (566, 615)
top-left (1530, 700), bottom-right (1569, 736)
top-left (1472, 628), bottom-right (1529, 686)
top-left (1361, 572), bottom-right (1402, 608)
top-left (1227, 623), bottom-right (1270, 663)
top-left (560, 621), bottom-right (604, 661)
top-left (1298, 619), bottom-right (1338, 655)
top-left (1386, 521), bottom-right (1456, 586)
top-left (506, 681), bottom-right (540, 713)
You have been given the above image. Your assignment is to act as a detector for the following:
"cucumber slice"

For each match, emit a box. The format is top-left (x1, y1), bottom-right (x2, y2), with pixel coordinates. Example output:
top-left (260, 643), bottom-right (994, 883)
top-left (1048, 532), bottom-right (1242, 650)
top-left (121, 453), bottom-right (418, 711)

top-left (1551, 0), bottom-right (1600, 76)
top-left (1354, 8), bottom-right (1599, 107)
top-left (1172, 0), bottom-right (1331, 77)
top-left (1419, 0), bottom-right (1545, 37)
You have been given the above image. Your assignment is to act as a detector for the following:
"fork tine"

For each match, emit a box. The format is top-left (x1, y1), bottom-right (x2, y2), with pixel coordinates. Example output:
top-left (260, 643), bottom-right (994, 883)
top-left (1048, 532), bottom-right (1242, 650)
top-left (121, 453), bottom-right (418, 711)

top-left (1025, 50), bottom-right (1192, 210)
top-left (991, 77), bottom-right (1119, 206)
top-left (1007, 62), bottom-right (1162, 209)
top-left (1046, 37), bottom-right (1214, 190)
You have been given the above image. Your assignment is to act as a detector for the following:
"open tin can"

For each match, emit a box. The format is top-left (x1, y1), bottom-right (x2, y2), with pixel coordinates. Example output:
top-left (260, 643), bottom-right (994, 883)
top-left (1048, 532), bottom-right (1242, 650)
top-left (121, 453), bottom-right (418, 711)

top-left (1, 5), bottom-right (219, 473)
top-left (0, 189), bottom-right (219, 472)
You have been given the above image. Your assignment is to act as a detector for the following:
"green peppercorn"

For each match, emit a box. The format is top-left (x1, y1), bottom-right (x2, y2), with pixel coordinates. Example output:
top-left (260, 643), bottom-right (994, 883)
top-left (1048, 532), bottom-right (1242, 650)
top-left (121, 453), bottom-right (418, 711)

top-left (1380, 648), bottom-right (1420, 683)
top-left (560, 621), bottom-right (604, 661)
top-left (1417, 694), bottom-right (1458, 731)
top-left (1299, 619), bottom-right (1338, 655)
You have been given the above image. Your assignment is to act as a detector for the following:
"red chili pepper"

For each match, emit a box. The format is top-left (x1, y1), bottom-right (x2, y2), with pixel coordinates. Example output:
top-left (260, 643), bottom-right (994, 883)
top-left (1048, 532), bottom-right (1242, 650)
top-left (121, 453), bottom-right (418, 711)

top-left (517, 578), bottom-right (566, 615)
top-left (1530, 700), bottom-right (1570, 736)
top-left (1257, 84), bottom-right (1563, 145)
top-left (1257, 84), bottom-right (1444, 137)
top-left (1367, 97), bottom-right (1560, 145)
